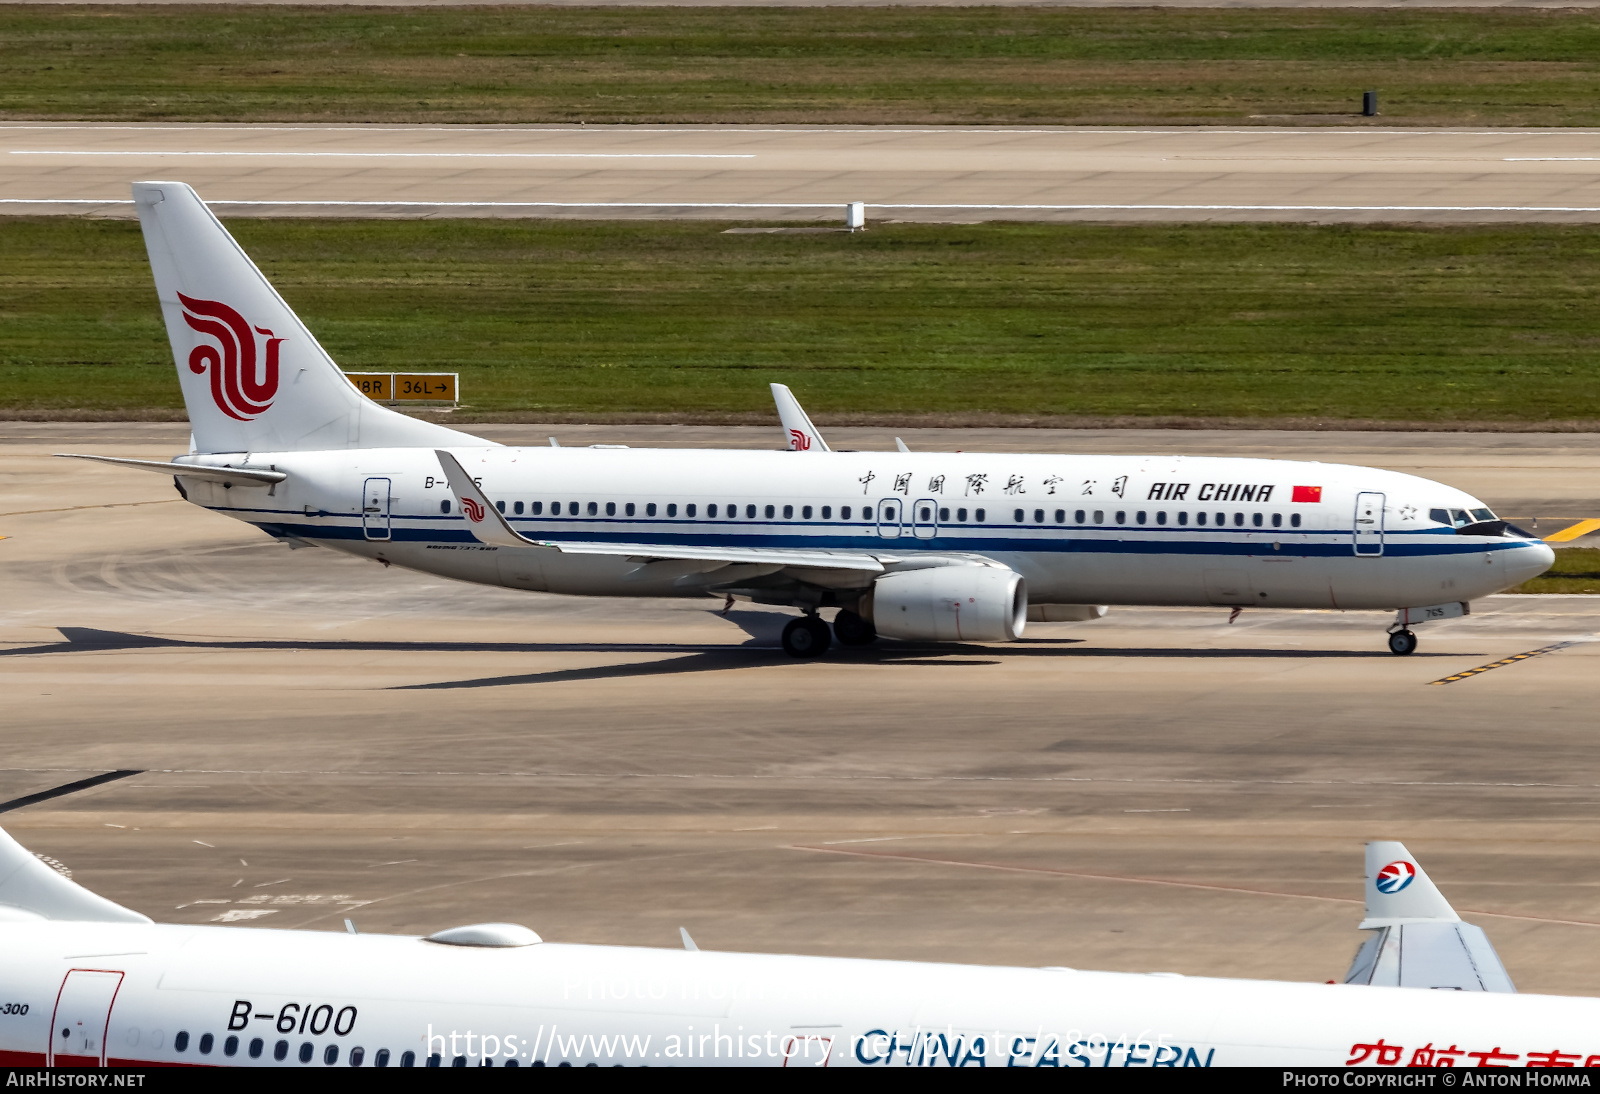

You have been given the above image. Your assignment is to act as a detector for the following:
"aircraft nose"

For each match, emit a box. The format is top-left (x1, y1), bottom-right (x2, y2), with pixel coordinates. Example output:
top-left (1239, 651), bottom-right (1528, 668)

top-left (1505, 539), bottom-right (1555, 585)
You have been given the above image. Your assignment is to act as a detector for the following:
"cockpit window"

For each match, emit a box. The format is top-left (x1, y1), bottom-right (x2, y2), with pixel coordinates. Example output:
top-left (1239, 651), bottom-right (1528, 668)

top-left (1429, 508), bottom-right (1449, 525)
top-left (1471, 507), bottom-right (1496, 522)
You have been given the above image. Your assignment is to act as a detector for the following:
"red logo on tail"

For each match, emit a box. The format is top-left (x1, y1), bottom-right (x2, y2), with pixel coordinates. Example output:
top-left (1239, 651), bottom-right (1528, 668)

top-left (179, 294), bottom-right (283, 421)
top-left (789, 429), bottom-right (811, 451)
top-left (461, 497), bottom-right (486, 523)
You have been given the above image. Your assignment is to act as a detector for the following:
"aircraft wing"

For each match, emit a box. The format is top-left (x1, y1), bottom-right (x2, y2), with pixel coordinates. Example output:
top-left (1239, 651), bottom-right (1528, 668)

top-left (434, 451), bottom-right (888, 573)
top-left (56, 453), bottom-right (287, 485)
top-left (770, 383), bottom-right (830, 453)
top-left (1343, 840), bottom-right (1515, 993)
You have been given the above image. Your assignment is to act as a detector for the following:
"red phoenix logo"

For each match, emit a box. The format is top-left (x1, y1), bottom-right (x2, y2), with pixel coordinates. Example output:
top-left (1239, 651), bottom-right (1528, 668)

top-left (179, 293), bottom-right (284, 421)
top-left (461, 497), bottom-right (486, 523)
top-left (789, 429), bottom-right (811, 451)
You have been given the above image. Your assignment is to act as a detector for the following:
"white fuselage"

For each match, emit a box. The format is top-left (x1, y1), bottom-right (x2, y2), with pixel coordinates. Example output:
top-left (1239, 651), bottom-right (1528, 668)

top-left (173, 447), bottom-right (1551, 613)
top-left (3, 920), bottom-right (1597, 1068)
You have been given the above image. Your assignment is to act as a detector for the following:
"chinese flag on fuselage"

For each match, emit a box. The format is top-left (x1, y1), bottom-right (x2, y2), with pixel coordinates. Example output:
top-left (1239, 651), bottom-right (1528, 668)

top-left (1292, 486), bottom-right (1323, 503)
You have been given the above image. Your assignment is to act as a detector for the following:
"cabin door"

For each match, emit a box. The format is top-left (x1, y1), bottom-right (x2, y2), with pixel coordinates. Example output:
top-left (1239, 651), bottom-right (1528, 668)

top-left (49, 969), bottom-right (123, 1067)
top-left (362, 477), bottom-right (393, 541)
top-left (1354, 492), bottom-right (1385, 557)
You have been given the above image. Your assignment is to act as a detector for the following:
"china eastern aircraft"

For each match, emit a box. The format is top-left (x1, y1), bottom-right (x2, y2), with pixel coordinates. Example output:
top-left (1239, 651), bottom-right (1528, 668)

top-left (1, 825), bottom-right (1593, 1068)
top-left (62, 182), bottom-right (1553, 658)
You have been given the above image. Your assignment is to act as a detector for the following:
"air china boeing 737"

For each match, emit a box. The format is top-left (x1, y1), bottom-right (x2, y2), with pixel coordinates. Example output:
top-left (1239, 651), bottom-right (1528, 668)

top-left (62, 182), bottom-right (1554, 658)
top-left (0, 827), bottom-right (1592, 1068)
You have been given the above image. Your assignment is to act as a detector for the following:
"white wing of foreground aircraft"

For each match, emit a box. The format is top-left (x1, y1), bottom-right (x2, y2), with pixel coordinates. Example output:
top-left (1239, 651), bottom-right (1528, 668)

top-left (0, 827), bottom-right (1591, 1068)
top-left (61, 182), bottom-right (1553, 658)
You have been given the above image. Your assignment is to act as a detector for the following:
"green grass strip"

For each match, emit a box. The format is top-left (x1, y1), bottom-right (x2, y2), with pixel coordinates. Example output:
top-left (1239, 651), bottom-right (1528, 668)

top-left (7, 5), bottom-right (1600, 125)
top-left (1513, 548), bottom-right (1600, 594)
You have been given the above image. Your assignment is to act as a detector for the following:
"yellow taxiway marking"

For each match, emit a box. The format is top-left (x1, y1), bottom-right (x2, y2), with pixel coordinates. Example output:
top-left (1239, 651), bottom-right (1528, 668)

top-left (1429, 642), bottom-right (1575, 685)
top-left (1545, 519), bottom-right (1600, 543)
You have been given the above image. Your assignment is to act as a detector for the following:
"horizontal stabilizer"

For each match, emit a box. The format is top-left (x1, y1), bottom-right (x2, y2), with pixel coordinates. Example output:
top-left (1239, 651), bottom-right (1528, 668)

top-left (56, 453), bottom-right (286, 485)
top-left (1344, 841), bottom-right (1514, 993)
top-left (0, 826), bottom-right (149, 924)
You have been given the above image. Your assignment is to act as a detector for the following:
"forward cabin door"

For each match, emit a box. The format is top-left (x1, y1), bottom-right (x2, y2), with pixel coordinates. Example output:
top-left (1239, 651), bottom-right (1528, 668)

top-left (362, 477), bottom-right (392, 541)
top-left (1354, 492), bottom-right (1385, 557)
top-left (48, 970), bottom-right (123, 1067)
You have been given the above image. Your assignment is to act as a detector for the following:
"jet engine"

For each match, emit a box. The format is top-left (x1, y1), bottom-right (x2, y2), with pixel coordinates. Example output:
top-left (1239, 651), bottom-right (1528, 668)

top-left (862, 565), bottom-right (1027, 643)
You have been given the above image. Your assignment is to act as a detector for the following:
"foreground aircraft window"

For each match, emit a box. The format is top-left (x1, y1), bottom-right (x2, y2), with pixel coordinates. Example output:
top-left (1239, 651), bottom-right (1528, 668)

top-left (687, 503), bottom-right (697, 517)
top-left (350, 1047), bottom-right (365, 1067)
top-left (1214, 511), bottom-right (1224, 525)
top-left (439, 500), bottom-right (451, 515)
top-left (1032, 509), bottom-right (1044, 523)
top-left (1178, 512), bottom-right (1188, 526)
top-left (300, 1042), bottom-right (315, 1063)
top-left (249, 1038), bottom-right (263, 1059)
top-left (1472, 507), bottom-right (1496, 522)
top-left (646, 502), bottom-right (657, 517)
top-left (940, 507), bottom-right (950, 521)
top-left (803, 505), bottom-right (813, 519)
top-left (1196, 512), bottom-right (1206, 525)
top-left (1115, 511), bottom-right (1126, 525)
top-left (1055, 509), bottom-right (1065, 523)
top-left (513, 501), bottom-right (524, 516)
top-left (1252, 513), bottom-right (1263, 527)
top-left (864, 506), bottom-right (873, 520)
top-left (587, 501), bottom-right (598, 517)
top-left (175, 1032), bottom-right (189, 1052)
top-left (1093, 510), bottom-right (1103, 523)
top-left (532, 501), bottom-right (543, 516)
top-left (707, 503), bottom-right (717, 518)
top-left (428, 1054), bottom-right (443, 1067)
top-left (625, 502), bottom-right (635, 516)
top-left (957, 508), bottom-right (967, 522)
top-left (1429, 508), bottom-right (1450, 525)
top-left (495, 500), bottom-right (505, 513)
top-left (746, 504), bottom-right (757, 518)
top-left (1450, 508), bottom-right (1471, 526)
top-left (823, 506), bottom-right (833, 519)
top-left (325, 1046), bottom-right (340, 1065)
top-left (765, 504), bottom-right (776, 519)
top-left (568, 502), bottom-right (579, 516)
top-left (1272, 513), bottom-right (1283, 528)
top-left (667, 503), bottom-right (678, 517)
top-left (275, 1040), bottom-right (289, 1061)
top-left (401, 1051), bottom-right (416, 1067)
top-left (1291, 513), bottom-right (1302, 528)
top-left (375, 1049), bottom-right (390, 1067)
top-left (783, 505), bottom-right (794, 519)
top-left (1013, 508), bottom-right (1024, 523)
top-left (1233, 512), bottom-right (1244, 526)
top-left (976, 508), bottom-right (986, 521)
top-left (1075, 509), bottom-right (1086, 523)
top-left (224, 1035), bottom-right (238, 1057)
top-left (199, 1033), bottom-right (214, 1055)
top-left (1136, 511), bottom-right (1146, 525)
top-left (606, 502), bottom-right (616, 516)
top-left (1156, 511), bottom-right (1167, 525)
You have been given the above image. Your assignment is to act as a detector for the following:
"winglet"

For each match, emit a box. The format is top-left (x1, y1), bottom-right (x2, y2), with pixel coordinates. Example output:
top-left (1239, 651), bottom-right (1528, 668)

top-left (434, 450), bottom-right (541, 549)
top-left (771, 383), bottom-right (830, 453)
top-left (1360, 840), bottom-right (1459, 928)
top-left (679, 927), bottom-right (699, 951)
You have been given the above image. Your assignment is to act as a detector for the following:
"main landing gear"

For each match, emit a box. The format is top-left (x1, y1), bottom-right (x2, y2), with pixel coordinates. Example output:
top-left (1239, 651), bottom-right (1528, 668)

top-left (781, 616), bottom-right (832, 659)
top-left (832, 609), bottom-right (877, 647)
top-left (1388, 629), bottom-right (1418, 656)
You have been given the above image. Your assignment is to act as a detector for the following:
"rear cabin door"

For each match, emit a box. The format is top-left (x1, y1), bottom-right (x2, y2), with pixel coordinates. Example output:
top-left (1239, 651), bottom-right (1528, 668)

top-left (1354, 492), bottom-right (1385, 557)
top-left (910, 498), bottom-right (938, 540)
top-left (362, 477), bottom-right (392, 541)
top-left (876, 498), bottom-right (903, 538)
top-left (49, 969), bottom-right (123, 1067)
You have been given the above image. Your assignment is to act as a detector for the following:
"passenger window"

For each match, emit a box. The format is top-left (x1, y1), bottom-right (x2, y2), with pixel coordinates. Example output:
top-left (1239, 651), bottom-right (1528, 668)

top-left (376, 1049), bottom-right (390, 1067)
top-left (325, 1045), bottom-right (340, 1065)
top-left (453, 1057), bottom-right (466, 1067)
top-left (513, 501), bottom-right (524, 516)
top-left (957, 508), bottom-right (967, 521)
top-left (176, 1032), bottom-right (190, 1053)
top-left (863, 507), bottom-right (873, 520)
top-left (532, 501), bottom-right (543, 516)
top-left (1196, 512), bottom-right (1205, 525)
top-left (1136, 511), bottom-right (1147, 525)
top-left (603, 501), bottom-right (614, 516)
top-left (1115, 511), bottom-right (1126, 525)
top-left (939, 507), bottom-right (950, 521)
top-left (667, 503), bottom-right (678, 517)
top-left (274, 1041), bottom-right (289, 1062)
top-left (439, 500), bottom-right (451, 515)
top-left (495, 500), bottom-right (505, 513)
top-left (1033, 509), bottom-right (1044, 523)
top-left (783, 504), bottom-right (794, 519)
top-left (625, 502), bottom-right (635, 517)
top-left (646, 502), bottom-right (657, 517)
top-left (1233, 513), bottom-right (1244, 527)
top-left (1075, 510), bottom-right (1085, 523)
top-left (1271, 513), bottom-right (1282, 528)
top-left (1091, 510), bottom-right (1102, 523)
top-left (1178, 512), bottom-right (1188, 526)
top-left (1156, 512), bottom-right (1166, 525)
top-left (746, 504), bottom-right (757, 519)
top-left (975, 508), bottom-right (986, 521)
top-left (822, 506), bottom-right (832, 519)
top-left (249, 1038), bottom-right (263, 1059)
top-left (841, 506), bottom-right (851, 520)
top-left (224, 1035), bottom-right (238, 1057)
top-left (803, 505), bottom-right (813, 519)
top-left (1013, 509), bottom-right (1024, 522)
top-left (300, 1042), bottom-right (314, 1063)
top-left (707, 503), bottom-right (717, 518)
top-left (765, 504), bottom-right (776, 519)
top-left (587, 501), bottom-right (597, 516)
top-left (199, 1033), bottom-right (213, 1054)
top-left (401, 1050), bottom-right (415, 1067)
top-left (568, 502), bottom-right (579, 516)
top-left (1054, 509), bottom-right (1065, 523)
top-left (429, 1054), bottom-right (442, 1067)
top-left (1252, 513), bottom-right (1263, 527)
top-left (1291, 513), bottom-right (1302, 528)
top-left (351, 1047), bottom-right (365, 1067)
top-left (686, 503), bottom-right (696, 517)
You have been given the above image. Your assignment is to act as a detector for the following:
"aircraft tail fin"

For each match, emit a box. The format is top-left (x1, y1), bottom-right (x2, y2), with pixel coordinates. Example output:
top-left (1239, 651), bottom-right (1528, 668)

top-left (1343, 840), bottom-right (1514, 992)
top-left (132, 181), bottom-right (490, 455)
top-left (770, 383), bottom-right (830, 453)
top-left (0, 826), bottom-right (150, 924)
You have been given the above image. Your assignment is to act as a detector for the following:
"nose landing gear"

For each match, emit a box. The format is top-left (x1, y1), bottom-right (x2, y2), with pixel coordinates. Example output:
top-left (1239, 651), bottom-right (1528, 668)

top-left (1387, 629), bottom-right (1418, 656)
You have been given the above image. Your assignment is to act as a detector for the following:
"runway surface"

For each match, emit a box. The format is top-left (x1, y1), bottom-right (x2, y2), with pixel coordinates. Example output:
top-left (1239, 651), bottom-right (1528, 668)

top-left (9, 124), bottom-right (1600, 223)
top-left (3, 422), bottom-right (1600, 994)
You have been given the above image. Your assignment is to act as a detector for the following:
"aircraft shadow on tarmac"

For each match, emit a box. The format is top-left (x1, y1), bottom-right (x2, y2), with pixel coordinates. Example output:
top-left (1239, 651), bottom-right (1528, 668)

top-left (0, 624), bottom-right (1457, 692)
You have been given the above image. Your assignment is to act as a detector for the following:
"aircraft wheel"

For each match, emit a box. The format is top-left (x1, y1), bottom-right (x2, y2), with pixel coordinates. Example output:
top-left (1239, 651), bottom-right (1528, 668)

top-left (1388, 629), bottom-right (1418, 656)
top-left (782, 616), bottom-right (833, 659)
top-left (833, 609), bottom-right (877, 646)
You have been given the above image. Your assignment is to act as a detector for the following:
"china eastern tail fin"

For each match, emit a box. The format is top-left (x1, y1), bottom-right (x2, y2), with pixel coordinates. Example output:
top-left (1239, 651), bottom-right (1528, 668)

top-left (132, 181), bottom-right (489, 455)
top-left (0, 826), bottom-right (149, 924)
top-left (770, 383), bottom-right (830, 453)
top-left (1343, 840), bottom-right (1514, 992)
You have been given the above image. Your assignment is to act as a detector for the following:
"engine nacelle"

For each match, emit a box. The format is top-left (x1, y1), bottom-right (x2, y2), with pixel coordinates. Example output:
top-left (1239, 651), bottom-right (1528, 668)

top-left (863, 566), bottom-right (1027, 643)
